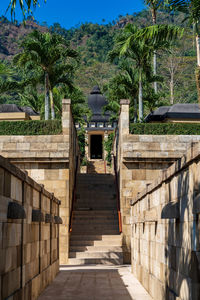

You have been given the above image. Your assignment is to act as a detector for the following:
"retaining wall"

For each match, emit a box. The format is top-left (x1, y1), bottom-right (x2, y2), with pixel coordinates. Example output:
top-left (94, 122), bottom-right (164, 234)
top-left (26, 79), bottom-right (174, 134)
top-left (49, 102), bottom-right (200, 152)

top-left (0, 99), bottom-right (79, 265)
top-left (115, 100), bottom-right (200, 263)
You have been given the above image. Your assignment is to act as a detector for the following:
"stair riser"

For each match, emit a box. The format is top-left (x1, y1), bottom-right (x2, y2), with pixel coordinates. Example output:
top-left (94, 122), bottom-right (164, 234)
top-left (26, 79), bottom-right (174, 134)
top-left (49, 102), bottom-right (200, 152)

top-left (69, 252), bottom-right (123, 259)
top-left (70, 234), bottom-right (121, 239)
top-left (73, 211), bottom-right (118, 215)
top-left (70, 246), bottom-right (122, 252)
top-left (72, 221), bottom-right (118, 226)
top-left (68, 258), bottom-right (123, 265)
top-left (70, 242), bottom-right (122, 248)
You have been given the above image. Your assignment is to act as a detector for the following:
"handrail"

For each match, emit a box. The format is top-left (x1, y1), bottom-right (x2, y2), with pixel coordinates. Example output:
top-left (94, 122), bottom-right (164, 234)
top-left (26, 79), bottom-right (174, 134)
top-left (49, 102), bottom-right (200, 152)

top-left (69, 156), bottom-right (79, 233)
top-left (113, 155), bottom-right (122, 233)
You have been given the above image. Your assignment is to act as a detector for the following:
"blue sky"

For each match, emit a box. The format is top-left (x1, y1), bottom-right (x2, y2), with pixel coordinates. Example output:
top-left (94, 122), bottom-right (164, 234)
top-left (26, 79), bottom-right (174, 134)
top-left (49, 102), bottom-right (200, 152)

top-left (1, 0), bottom-right (145, 29)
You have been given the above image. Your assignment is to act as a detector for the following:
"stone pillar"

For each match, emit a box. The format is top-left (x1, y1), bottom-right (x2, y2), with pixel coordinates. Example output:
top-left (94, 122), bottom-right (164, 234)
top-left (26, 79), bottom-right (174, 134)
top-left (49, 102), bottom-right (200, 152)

top-left (119, 99), bottom-right (131, 263)
top-left (60, 99), bottom-right (71, 264)
top-left (62, 99), bottom-right (71, 135)
top-left (119, 99), bottom-right (130, 138)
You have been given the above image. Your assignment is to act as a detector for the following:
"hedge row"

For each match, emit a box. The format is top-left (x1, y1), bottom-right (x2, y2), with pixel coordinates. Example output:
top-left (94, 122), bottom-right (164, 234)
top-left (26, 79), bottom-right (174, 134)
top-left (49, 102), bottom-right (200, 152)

top-left (0, 120), bottom-right (62, 135)
top-left (130, 123), bottom-right (200, 135)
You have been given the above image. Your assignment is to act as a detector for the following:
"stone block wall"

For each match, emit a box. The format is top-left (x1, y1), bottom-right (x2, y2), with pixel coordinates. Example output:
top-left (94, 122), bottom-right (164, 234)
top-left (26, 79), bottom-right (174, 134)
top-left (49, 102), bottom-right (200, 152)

top-left (0, 155), bottom-right (61, 300)
top-left (0, 99), bottom-right (79, 265)
top-left (130, 142), bottom-right (200, 300)
top-left (115, 100), bottom-right (200, 263)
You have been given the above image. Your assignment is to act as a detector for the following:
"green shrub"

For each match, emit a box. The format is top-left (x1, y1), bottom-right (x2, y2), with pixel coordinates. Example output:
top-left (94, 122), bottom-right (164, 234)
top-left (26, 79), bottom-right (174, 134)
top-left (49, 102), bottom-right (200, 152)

top-left (0, 120), bottom-right (62, 135)
top-left (130, 123), bottom-right (200, 135)
top-left (104, 132), bottom-right (114, 164)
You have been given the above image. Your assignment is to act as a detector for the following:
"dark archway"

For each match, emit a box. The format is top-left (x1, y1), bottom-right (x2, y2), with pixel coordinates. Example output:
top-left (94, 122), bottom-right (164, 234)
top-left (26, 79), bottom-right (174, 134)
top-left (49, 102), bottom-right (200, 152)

top-left (90, 135), bottom-right (103, 159)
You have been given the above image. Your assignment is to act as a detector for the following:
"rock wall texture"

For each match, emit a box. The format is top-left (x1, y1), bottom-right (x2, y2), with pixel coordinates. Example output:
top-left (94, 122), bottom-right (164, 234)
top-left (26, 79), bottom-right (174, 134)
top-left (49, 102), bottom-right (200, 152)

top-left (115, 100), bottom-right (200, 264)
top-left (0, 155), bottom-right (61, 300)
top-left (130, 142), bottom-right (200, 300)
top-left (0, 99), bottom-right (79, 265)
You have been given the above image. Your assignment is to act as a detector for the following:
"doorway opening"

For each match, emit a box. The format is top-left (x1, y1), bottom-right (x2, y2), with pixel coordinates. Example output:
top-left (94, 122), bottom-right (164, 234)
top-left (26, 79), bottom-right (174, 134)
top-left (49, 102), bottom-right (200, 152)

top-left (90, 135), bottom-right (103, 159)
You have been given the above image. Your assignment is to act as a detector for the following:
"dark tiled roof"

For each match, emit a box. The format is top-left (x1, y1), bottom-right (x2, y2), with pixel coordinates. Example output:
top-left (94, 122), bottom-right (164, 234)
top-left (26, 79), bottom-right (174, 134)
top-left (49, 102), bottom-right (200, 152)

top-left (20, 106), bottom-right (39, 116)
top-left (0, 104), bottom-right (39, 116)
top-left (145, 103), bottom-right (200, 122)
top-left (0, 104), bottom-right (22, 113)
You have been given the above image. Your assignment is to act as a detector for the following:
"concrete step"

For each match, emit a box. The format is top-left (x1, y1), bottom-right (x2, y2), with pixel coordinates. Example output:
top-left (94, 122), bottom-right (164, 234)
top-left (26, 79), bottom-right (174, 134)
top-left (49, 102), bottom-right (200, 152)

top-left (72, 225), bottom-right (118, 231)
top-left (70, 239), bottom-right (122, 246)
top-left (73, 210), bottom-right (118, 215)
top-left (68, 258), bottom-right (123, 265)
top-left (73, 216), bottom-right (118, 221)
top-left (70, 246), bottom-right (122, 252)
top-left (70, 234), bottom-right (122, 241)
top-left (69, 251), bottom-right (123, 259)
top-left (72, 220), bottom-right (118, 225)
top-left (72, 230), bottom-right (119, 235)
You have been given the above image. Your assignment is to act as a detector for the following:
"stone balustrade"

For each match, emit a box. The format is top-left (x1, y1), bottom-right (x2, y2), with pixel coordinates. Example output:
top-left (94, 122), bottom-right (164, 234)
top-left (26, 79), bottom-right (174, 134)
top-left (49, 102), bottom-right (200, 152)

top-left (0, 155), bottom-right (61, 300)
top-left (130, 142), bottom-right (200, 300)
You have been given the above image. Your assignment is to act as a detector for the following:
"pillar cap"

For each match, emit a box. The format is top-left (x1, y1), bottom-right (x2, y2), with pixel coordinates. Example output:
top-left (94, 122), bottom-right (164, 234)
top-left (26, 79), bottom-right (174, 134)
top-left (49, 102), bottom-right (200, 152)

top-left (62, 99), bottom-right (71, 104)
top-left (120, 99), bottom-right (130, 105)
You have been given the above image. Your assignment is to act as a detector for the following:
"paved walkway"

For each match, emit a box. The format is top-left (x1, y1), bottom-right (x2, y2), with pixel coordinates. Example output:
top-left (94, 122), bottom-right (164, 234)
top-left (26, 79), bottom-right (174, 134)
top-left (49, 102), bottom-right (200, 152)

top-left (38, 265), bottom-right (152, 300)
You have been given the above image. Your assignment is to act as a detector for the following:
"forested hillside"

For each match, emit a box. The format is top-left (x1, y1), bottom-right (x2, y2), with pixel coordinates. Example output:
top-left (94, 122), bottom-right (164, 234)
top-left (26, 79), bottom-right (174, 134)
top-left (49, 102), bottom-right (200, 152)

top-left (0, 9), bottom-right (198, 110)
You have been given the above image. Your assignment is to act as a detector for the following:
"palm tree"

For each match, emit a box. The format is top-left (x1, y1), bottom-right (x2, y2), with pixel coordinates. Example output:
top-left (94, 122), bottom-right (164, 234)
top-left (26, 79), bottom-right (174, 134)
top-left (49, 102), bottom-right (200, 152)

top-left (109, 24), bottom-right (182, 120)
top-left (7, 0), bottom-right (45, 18)
top-left (144, 0), bottom-right (166, 93)
top-left (167, 0), bottom-right (200, 102)
top-left (104, 60), bottom-right (139, 121)
top-left (14, 30), bottom-right (79, 120)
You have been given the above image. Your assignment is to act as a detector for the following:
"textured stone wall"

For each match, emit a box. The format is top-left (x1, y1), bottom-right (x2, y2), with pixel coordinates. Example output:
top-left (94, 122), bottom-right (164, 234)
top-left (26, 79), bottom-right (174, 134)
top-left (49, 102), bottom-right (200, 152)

top-left (0, 99), bottom-right (79, 265)
top-left (130, 142), bottom-right (200, 300)
top-left (0, 155), bottom-right (61, 300)
top-left (116, 101), bottom-right (200, 264)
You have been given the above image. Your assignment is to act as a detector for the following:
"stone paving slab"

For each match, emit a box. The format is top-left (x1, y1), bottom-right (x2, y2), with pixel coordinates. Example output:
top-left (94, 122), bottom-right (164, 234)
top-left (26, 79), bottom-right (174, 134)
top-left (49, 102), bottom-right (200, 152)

top-left (38, 265), bottom-right (152, 300)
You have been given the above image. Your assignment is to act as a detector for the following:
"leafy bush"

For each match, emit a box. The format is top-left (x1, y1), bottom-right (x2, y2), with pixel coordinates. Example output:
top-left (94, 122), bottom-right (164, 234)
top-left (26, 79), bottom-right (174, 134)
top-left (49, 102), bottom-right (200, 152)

top-left (0, 120), bottom-right (62, 135)
top-left (130, 123), bottom-right (200, 135)
top-left (104, 132), bottom-right (115, 164)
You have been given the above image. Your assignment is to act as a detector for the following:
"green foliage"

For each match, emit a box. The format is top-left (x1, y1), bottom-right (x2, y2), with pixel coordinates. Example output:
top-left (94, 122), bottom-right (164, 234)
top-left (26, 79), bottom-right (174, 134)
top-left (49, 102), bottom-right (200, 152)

top-left (103, 132), bottom-right (115, 164)
top-left (77, 127), bottom-right (86, 163)
top-left (7, 0), bottom-right (46, 19)
top-left (0, 119), bottom-right (62, 135)
top-left (130, 122), bottom-right (200, 135)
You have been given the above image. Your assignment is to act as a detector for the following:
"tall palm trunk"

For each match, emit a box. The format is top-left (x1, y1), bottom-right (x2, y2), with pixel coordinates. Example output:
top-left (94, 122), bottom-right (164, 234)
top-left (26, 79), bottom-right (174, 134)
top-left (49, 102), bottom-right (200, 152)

top-left (44, 72), bottom-right (50, 120)
top-left (134, 98), bottom-right (137, 123)
top-left (196, 34), bottom-right (200, 66)
top-left (151, 8), bottom-right (158, 94)
top-left (138, 69), bottom-right (143, 122)
top-left (196, 33), bottom-right (200, 106)
top-left (50, 89), bottom-right (55, 120)
top-left (170, 69), bottom-right (174, 105)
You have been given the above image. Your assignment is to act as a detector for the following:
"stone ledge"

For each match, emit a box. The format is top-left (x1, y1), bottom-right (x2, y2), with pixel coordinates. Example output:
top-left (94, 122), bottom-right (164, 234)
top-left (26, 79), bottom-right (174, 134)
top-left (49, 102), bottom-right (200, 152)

top-left (130, 142), bottom-right (200, 206)
top-left (0, 155), bottom-right (61, 205)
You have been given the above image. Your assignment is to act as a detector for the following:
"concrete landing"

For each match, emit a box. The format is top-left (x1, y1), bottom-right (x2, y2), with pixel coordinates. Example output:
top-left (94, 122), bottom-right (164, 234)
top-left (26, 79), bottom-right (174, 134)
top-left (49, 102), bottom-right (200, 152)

top-left (38, 265), bottom-right (152, 300)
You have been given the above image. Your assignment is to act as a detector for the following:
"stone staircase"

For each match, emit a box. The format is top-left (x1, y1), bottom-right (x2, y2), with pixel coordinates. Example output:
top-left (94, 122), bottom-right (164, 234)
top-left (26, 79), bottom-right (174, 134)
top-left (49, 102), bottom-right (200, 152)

top-left (68, 174), bottom-right (123, 265)
top-left (87, 160), bottom-right (112, 174)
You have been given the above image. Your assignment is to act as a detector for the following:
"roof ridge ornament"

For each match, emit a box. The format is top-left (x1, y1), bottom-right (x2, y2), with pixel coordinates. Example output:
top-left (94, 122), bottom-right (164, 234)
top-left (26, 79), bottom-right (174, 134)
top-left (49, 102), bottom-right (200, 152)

top-left (90, 85), bottom-right (101, 95)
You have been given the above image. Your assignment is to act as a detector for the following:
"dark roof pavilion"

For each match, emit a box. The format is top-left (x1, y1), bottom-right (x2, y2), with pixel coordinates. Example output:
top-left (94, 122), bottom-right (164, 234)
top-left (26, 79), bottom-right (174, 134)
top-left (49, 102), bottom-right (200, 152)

top-left (145, 103), bottom-right (200, 122)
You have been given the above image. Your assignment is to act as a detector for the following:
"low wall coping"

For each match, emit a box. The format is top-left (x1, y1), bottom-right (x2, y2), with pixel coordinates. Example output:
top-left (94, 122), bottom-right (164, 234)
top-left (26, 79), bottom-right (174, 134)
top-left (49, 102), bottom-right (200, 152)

top-left (0, 155), bottom-right (61, 205)
top-left (130, 142), bottom-right (200, 206)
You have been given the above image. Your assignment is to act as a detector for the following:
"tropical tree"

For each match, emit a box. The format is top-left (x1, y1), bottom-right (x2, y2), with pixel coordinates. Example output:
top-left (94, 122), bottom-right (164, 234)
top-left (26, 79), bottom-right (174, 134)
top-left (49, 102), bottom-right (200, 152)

top-left (104, 60), bottom-right (139, 121)
top-left (7, 0), bottom-right (46, 18)
top-left (0, 62), bottom-right (23, 96)
top-left (109, 23), bottom-right (182, 120)
top-left (14, 30), bottom-right (79, 120)
top-left (167, 0), bottom-right (200, 102)
top-left (144, 0), bottom-right (165, 93)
